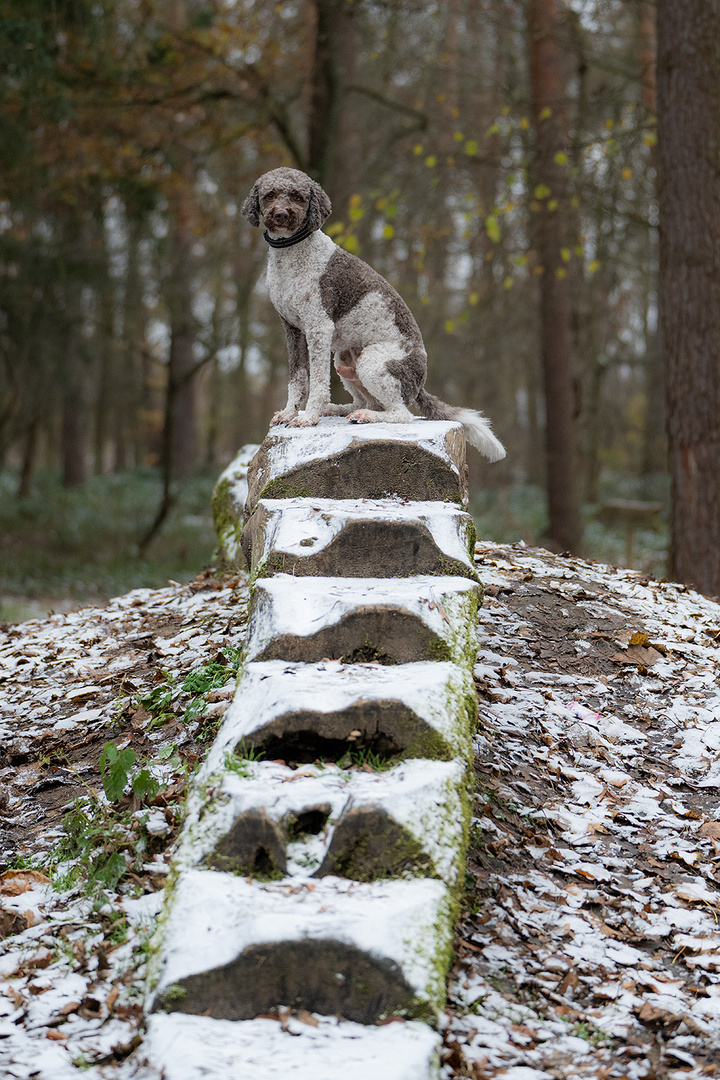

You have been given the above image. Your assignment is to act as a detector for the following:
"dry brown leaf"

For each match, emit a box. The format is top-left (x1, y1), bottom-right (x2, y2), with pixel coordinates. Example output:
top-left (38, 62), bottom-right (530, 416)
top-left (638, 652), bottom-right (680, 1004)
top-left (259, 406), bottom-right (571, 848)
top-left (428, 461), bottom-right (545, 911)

top-left (296, 1009), bottom-right (319, 1027)
top-left (0, 869), bottom-right (50, 895)
top-left (45, 1030), bottom-right (68, 1041)
top-left (637, 1001), bottom-right (682, 1024)
top-left (699, 821), bottom-right (720, 839)
top-left (629, 631), bottom-right (650, 647)
top-left (57, 1001), bottom-right (81, 1016)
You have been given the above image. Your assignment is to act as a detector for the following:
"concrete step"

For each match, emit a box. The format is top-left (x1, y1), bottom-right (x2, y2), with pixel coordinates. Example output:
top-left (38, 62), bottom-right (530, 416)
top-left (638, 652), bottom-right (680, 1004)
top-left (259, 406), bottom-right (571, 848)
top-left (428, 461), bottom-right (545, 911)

top-left (202, 659), bottom-right (476, 764)
top-left (175, 757), bottom-right (469, 886)
top-left (245, 418), bottom-right (468, 511)
top-left (149, 872), bottom-right (453, 1025)
top-left (243, 497), bottom-right (478, 581)
top-left (245, 575), bottom-right (480, 666)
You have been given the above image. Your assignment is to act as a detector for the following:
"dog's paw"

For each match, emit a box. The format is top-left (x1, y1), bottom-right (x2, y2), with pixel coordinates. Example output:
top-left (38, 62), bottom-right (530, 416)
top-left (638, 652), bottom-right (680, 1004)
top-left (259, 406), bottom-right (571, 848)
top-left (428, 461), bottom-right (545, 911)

top-left (271, 410), bottom-right (296, 426)
top-left (288, 411), bottom-right (321, 427)
top-left (348, 410), bottom-right (376, 424)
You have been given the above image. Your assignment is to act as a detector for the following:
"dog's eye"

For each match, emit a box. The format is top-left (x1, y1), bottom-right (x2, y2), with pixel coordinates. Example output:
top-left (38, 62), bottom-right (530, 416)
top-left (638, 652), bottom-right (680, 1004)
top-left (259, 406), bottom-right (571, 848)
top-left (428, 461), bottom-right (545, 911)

top-left (290, 192), bottom-right (305, 203)
top-left (263, 190), bottom-right (276, 201)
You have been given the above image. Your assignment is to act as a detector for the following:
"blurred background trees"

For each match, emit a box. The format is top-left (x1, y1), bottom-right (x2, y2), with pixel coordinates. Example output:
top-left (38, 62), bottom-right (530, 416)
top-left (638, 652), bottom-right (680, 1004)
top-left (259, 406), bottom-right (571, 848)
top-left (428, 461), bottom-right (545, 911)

top-left (0, 0), bottom-right (687, 611)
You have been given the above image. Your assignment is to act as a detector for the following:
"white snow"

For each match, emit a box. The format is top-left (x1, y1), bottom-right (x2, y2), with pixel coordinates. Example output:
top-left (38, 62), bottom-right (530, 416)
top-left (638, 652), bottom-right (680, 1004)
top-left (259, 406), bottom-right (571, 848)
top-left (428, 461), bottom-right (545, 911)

top-left (144, 1012), bottom-right (440, 1080)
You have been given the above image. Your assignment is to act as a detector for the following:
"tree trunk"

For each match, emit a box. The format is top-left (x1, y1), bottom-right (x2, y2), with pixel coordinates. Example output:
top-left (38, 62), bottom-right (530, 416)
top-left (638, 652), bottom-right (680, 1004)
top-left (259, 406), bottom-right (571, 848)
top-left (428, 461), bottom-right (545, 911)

top-left (167, 181), bottom-right (198, 479)
top-left (657, 0), bottom-right (720, 595)
top-left (637, 0), bottom-right (665, 479)
top-left (307, 0), bottom-right (357, 197)
top-left (527, 0), bottom-right (583, 552)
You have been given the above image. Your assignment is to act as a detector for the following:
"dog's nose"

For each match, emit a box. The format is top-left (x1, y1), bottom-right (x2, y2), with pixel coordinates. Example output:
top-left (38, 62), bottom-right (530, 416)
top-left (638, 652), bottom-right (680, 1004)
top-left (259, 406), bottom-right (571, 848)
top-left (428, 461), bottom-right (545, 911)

top-left (273, 209), bottom-right (290, 224)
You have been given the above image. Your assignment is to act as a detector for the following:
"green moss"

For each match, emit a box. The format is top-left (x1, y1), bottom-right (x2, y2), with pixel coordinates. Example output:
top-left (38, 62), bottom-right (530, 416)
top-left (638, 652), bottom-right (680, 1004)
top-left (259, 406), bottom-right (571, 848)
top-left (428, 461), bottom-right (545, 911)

top-left (464, 517), bottom-right (478, 557)
top-left (163, 983), bottom-right (187, 1005)
top-left (211, 476), bottom-right (243, 567)
top-left (350, 636), bottom-right (396, 664)
top-left (424, 637), bottom-right (453, 663)
top-left (260, 479), bottom-right (311, 501)
top-left (400, 726), bottom-right (452, 762)
top-left (325, 821), bottom-right (433, 883)
top-left (435, 553), bottom-right (480, 583)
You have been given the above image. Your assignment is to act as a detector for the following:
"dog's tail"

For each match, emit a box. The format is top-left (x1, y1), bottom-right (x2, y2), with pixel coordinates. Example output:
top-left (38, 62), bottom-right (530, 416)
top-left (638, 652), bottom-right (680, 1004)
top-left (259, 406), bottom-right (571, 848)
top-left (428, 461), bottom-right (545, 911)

top-left (416, 389), bottom-right (506, 462)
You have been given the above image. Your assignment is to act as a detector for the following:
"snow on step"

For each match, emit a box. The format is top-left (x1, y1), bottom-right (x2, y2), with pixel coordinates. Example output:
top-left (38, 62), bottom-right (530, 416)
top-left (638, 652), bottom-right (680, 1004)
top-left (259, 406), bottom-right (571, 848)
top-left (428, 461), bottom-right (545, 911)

top-left (175, 757), bottom-right (469, 885)
top-left (245, 417), bottom-right (468, 511)
top-left (144, 1012), bottom-right (440, 1080)
top-left (245, 575), bottom-right (479, 666)
top-left (206, 659), bottom-right (475, 764)
top-left (243, 497), bottom-right (478, 581)
top-left (148, 872), bottom-right (452, 1024)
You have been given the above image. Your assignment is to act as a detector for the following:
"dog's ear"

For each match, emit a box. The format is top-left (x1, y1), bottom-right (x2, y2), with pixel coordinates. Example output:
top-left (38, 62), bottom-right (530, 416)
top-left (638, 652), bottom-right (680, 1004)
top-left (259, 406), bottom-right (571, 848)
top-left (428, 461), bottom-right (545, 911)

top-left (306, 181), bottom-right (332, 231)
top-left (241, 182), bottom-right (261, 228)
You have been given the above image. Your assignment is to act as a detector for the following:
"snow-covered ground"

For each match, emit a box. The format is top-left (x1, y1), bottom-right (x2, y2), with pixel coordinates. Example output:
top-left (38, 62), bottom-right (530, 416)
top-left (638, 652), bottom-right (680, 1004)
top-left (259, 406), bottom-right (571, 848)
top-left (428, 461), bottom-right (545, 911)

top-left (2, 543), bottom-right (720, 1077)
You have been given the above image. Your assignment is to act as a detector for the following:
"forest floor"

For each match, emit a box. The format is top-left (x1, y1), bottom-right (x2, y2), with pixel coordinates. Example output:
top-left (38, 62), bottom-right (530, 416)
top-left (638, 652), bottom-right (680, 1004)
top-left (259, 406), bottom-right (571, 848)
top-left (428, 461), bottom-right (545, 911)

top-left (1, 542), bottom-right (720, 1079)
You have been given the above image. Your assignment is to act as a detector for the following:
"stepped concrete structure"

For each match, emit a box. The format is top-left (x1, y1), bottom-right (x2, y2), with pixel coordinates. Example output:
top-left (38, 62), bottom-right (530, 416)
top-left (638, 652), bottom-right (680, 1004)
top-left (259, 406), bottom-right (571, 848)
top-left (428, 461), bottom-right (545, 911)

top-left (149, 418), bottom-right (484, 1078)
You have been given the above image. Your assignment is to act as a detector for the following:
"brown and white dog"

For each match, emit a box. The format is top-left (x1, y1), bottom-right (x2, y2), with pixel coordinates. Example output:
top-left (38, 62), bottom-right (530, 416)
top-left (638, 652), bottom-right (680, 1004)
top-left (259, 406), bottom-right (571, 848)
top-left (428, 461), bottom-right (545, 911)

top-left (242, 167), bottom-right (506, 461)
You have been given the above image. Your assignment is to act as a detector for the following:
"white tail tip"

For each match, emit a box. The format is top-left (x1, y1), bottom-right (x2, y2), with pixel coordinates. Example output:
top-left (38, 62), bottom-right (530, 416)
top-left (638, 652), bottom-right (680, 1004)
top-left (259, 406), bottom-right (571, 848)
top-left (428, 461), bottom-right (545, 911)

top-left (454, 409), bottom-right (506, 462)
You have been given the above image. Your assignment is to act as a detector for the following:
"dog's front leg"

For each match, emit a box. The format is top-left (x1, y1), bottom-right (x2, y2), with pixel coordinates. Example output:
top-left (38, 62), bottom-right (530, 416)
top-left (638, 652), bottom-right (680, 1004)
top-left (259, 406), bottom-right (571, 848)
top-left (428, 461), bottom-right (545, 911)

top-left (287, 321), bottom-right (333, 427)
top-left (271, 321), bottom-right (309, 426)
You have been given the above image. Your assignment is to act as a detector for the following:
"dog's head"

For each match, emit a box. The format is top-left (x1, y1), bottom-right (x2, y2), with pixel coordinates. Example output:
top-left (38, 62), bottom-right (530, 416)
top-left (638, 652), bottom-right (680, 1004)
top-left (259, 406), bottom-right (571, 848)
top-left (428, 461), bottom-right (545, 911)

top-left (241, 168), bottom-right (332, 237)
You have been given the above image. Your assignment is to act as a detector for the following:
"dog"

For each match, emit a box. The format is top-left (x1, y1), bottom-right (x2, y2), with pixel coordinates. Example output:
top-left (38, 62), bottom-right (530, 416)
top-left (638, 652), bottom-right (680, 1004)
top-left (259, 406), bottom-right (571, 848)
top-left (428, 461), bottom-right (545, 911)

top-left (241, 167), bottom-right (506, 461)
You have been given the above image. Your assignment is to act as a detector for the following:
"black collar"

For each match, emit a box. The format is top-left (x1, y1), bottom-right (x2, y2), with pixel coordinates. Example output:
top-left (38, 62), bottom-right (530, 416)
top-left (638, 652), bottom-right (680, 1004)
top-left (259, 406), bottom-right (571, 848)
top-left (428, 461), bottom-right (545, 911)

top-left (263, 221), bottom-right (314, 248)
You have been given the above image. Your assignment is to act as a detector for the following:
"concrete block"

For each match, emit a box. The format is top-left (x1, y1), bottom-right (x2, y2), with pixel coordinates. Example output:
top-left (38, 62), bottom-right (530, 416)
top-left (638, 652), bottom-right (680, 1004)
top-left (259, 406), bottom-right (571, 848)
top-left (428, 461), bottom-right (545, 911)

top-left (245, 418), bottom-right (468, 511)
top-left (211, 443), bottom-right (261, 567)
top-left (203, 660), bottom-right (476, 764)
top-left (149, 871), bottom-right (453, 1024)
top-left (176, 757), bottom-right (469, 886)
top-left (244, 575), bottom-right (480, 666)
top-left (242, 498), bottom-right (478, 581)
top-left (144, 1012), bottom-right (440, 1080)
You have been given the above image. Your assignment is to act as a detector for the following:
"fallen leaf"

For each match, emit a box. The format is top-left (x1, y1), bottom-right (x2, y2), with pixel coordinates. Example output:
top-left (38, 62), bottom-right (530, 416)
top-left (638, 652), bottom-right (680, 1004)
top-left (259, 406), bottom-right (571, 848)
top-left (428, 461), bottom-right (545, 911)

top-left (66, 684), bottom-right (102, 701)
top-left (45, 1030), bottom-right (68, 1041)
top-left (57, 1001), bottom-right (81, 1016)
top-left (637, 1001), bottom-right (682, 1024)
top-left (0, 869), bottom-right (50, 895)
top-left (698, 821), bottom-right (720, 839)
top-left (296, 1009), bottom-right (319, 1027)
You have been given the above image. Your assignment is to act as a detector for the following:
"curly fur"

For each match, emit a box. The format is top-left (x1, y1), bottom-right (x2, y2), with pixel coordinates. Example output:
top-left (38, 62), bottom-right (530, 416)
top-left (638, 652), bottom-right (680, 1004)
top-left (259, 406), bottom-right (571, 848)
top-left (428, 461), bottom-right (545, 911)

top-left (242, 167), bottom-right (506, 461)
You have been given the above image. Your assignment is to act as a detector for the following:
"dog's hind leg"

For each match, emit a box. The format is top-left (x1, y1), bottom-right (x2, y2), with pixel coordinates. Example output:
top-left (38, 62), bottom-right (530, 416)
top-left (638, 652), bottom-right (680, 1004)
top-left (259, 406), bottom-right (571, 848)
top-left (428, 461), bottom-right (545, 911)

top-left (346, 344), bottom-right (415, 424)
top-left (322, 349), bottom-right (380, 416)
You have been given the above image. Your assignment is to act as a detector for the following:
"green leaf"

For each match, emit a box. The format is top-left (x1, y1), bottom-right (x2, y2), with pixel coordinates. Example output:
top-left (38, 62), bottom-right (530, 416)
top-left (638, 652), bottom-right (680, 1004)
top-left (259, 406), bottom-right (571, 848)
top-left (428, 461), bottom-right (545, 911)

top-left (100, 742), bottom-right (136, 802)
top-left (485, 214), bottom-right (500, 244)
top-left (131, 768), bottom-right (160, 801)
top-left (98, 852), bottom-right (127, 890)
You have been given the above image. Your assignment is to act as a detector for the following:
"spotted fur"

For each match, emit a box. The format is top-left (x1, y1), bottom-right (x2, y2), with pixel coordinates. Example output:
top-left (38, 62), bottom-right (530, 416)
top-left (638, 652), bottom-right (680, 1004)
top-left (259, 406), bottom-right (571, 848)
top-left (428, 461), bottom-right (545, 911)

top-left (242, 167), bottom-right (506, 460)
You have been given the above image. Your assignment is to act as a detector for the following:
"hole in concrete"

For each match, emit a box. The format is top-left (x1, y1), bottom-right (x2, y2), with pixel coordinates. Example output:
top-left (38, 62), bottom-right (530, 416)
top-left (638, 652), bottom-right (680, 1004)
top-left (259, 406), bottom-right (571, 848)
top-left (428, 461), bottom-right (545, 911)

top-left (286, 804), bottom-right (331, 840)
top-left (252, 846), bottom-right (277, 877)
top-left (256, 729), bottom-right (402, 767)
